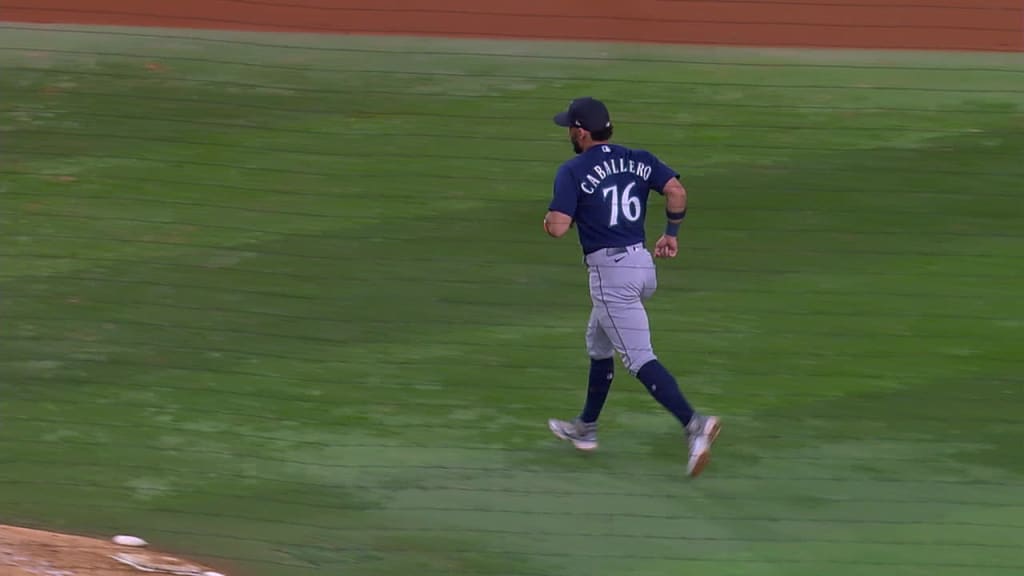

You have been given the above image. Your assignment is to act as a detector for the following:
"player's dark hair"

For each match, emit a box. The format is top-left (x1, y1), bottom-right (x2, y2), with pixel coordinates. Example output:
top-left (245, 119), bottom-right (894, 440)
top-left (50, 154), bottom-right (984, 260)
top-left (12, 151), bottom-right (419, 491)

top-left (590, 125), bottom-right (613, 142)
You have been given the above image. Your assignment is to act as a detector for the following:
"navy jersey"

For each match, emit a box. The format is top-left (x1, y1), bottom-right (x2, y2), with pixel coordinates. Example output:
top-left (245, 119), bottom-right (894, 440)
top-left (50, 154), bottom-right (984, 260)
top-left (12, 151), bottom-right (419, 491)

top-left (549, 143), bottom-right (680, 255)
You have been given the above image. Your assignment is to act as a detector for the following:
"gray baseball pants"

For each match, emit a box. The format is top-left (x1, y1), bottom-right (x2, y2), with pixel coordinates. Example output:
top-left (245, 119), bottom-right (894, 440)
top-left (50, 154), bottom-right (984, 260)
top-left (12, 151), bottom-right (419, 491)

top-left (584, 242), bottom-right (659, 375)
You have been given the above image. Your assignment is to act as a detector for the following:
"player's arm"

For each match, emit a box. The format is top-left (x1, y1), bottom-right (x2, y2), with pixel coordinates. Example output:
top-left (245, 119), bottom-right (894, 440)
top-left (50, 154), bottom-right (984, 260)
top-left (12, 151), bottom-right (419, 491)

top-left (648, 155), bottom-right (687, 258)
top-left (662, 177), bottom-right (688, 236)
top-left (544, 165), bottom-right (577, 239)
top-left (543, 211), bottom-right (573, 238)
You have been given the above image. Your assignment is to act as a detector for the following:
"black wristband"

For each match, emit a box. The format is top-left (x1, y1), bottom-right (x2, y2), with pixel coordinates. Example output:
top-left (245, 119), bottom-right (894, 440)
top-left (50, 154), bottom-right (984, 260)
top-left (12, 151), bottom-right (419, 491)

top-left (667, 208), bottom-right (687, 221)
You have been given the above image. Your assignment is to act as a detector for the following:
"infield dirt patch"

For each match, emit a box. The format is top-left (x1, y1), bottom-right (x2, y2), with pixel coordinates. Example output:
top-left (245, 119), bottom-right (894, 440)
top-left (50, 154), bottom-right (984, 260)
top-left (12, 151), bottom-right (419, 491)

top-left (0, 525), bottom-right (223, 576)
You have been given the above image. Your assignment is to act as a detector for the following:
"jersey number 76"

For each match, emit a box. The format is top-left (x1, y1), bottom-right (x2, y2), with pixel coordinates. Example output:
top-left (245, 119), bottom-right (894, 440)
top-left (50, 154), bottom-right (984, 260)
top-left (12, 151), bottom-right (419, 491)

top-left (602, 181), bottom-right (641, 226)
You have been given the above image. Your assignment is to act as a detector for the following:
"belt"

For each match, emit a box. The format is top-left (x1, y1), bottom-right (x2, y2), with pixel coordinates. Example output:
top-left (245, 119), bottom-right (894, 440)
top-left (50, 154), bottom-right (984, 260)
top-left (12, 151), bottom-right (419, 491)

top-left (583, 242), bottom-right (644, 266)
top-left (604, 242), bottom-right (644, 256)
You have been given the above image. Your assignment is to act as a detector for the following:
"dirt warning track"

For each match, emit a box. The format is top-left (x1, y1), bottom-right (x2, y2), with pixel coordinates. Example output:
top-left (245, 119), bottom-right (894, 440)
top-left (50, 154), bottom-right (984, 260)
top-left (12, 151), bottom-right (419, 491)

top-left (5, 0), bottom-right (1023, 52)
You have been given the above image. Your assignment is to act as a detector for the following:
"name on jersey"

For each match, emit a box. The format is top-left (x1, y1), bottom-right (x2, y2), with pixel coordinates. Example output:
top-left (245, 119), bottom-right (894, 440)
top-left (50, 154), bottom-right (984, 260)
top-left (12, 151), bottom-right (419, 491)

top-left (580, 159), bottom-right (653, 194)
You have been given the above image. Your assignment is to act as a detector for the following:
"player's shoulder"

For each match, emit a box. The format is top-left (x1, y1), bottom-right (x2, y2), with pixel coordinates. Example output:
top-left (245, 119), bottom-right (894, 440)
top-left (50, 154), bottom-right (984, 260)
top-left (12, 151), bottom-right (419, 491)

top-left (553, 157), bottom-right (583, 189)
top-left (556, 154), bottom-right (589, 175)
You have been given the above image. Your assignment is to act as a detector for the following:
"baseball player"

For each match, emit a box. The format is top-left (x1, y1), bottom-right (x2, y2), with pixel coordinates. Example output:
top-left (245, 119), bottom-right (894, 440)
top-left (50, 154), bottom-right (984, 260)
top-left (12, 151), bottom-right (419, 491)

top-left (543, 97), bottom-right (721, 478)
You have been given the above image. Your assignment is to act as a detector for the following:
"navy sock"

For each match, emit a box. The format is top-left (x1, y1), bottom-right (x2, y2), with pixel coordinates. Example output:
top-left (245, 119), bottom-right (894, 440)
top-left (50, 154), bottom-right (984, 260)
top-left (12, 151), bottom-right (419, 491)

top-left (635, 360), bottom-right (694, 427)
top-left (580, 357), bottom-right (614, 423)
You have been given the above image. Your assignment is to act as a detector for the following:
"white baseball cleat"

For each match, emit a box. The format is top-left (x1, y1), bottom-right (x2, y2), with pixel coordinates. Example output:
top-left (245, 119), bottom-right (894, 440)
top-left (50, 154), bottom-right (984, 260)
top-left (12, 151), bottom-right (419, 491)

top-left (548, 417), bottom-right (599, 451)
top-left (686, 414), bottom-right (721, 478)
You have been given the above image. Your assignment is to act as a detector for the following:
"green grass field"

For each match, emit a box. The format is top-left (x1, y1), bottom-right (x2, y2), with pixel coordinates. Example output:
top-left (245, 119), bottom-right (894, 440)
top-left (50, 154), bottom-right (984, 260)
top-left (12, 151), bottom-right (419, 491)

top-left (2, 23), bottom-right (1023, 576)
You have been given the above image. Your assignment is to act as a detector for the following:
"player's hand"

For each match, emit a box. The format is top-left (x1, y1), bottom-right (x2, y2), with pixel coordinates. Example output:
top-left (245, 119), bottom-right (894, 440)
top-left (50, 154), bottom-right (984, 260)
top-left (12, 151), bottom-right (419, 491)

top-left (654, 234), bottom-right (678, 258)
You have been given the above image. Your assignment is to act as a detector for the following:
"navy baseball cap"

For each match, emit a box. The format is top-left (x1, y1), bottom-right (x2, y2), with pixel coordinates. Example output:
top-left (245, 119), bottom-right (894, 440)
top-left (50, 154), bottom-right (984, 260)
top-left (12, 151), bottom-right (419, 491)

top-left (553, 97), bottom-right (612, 132)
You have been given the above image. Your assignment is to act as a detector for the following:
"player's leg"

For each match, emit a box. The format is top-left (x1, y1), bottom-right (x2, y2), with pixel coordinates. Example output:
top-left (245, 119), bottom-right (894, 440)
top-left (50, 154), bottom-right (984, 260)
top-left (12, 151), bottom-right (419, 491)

top-left (548, 308), bottom-right (615, 451)
top-left (593, 251), bottom-right (721, 476)
top-left (589, 253), bottom-right (692, 421)
top-left (581, 308), bottom-right (616, 424)
top-left (600, 293), bottom-right (695, 428)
